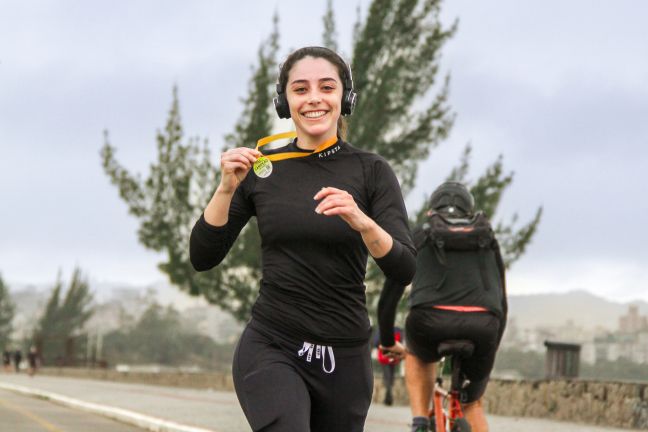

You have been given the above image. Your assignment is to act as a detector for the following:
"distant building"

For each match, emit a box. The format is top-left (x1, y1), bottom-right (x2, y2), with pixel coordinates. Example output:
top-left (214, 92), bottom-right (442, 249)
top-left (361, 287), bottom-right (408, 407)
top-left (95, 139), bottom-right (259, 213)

top-left (619, 305), bottom-right (648, 333)
top-left (594, 333), bottom-right (637, 362)
top-left (494, 303), bottom-right (648, 366)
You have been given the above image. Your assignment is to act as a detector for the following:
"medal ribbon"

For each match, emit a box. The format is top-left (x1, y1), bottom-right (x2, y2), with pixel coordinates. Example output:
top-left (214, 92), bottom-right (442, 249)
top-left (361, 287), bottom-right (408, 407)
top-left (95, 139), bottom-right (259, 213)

top-left (255, 131), bottom-right (339, 162)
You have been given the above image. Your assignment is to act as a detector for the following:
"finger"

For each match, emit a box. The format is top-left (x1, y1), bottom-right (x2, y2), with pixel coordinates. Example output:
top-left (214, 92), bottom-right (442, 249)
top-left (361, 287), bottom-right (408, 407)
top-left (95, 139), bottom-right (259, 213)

top-left (223, 154), bottom-right (253, 168)
top-left (223, 150), bottom-right (253, 161)
top-left (315, 197), bottom-right (351, 214)
top-left (223, 162), bottom-right (252, 174)
top-left (321, 206), bottom-right (353, 217)
top-left (238, 148), bottom-right (262, 163)
top-left (315, 190), bottom-right (353, 208)
top-left (224, 148), bottom-right (261, 163)
top-left (313, 186), bottom-right (344, 200)
top-left (226, 147), bottom-right (259, 155)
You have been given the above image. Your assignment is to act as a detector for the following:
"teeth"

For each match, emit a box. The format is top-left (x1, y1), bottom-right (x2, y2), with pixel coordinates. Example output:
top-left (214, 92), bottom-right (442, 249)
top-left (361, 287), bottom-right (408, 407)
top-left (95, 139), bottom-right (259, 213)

top-left (303, 111), bottom-right (326, 119)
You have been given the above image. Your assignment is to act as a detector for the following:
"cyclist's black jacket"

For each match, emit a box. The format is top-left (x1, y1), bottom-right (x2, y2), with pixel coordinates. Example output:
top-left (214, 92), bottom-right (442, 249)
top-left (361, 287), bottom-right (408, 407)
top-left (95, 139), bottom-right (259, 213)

top-left (377, 225), bottom-right (507, 347)
top-left (408, 225), bottom-right (506, 317)
top-left (190, 138), bottom-right (416, 347)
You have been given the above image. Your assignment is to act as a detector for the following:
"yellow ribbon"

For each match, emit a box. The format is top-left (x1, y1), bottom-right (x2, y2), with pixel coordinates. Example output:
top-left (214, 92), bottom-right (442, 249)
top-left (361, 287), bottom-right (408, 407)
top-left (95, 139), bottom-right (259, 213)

top-left (255, 131), bottom-right (339, 162)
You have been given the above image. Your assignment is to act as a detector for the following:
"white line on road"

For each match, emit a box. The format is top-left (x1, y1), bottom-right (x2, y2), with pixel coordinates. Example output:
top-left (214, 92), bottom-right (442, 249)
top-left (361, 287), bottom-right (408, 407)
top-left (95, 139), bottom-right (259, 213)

top-left (0, 382), bottom-right (218, 432)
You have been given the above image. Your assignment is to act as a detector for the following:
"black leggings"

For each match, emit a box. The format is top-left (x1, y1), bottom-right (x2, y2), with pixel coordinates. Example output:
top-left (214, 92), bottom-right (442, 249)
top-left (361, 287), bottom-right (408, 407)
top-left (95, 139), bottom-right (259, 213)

top-left (232, 319), bottom-right (373, 432)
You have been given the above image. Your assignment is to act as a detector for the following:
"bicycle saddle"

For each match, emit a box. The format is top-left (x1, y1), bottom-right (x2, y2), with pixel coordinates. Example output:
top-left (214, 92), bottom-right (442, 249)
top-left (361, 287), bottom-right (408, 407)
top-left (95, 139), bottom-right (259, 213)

top-left (437, 340), bottom-right (474, 359)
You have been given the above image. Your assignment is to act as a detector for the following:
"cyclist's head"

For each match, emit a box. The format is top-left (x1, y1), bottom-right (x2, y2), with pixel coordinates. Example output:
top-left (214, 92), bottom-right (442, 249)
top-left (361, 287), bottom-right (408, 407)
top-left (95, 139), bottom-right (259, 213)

top-left (429, 181), bottom-right (475, 217)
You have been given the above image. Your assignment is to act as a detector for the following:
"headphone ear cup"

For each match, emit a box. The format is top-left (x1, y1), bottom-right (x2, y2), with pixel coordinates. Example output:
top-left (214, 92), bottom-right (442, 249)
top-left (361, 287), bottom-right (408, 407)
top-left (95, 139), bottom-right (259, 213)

top-left (274, 94), bottom-right (291, 119)
top-left (341, 89), bottom-right (357, 116)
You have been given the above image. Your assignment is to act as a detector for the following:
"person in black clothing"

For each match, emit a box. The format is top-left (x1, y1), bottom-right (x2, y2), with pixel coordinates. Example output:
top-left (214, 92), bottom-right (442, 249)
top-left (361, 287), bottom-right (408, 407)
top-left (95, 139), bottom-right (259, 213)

top-left (190, 46), bottom-right (415, 432)
top-left (13, 349), bottom-right (22, 373)
top-left (373, 326), bottom-right (404, 406)
top-left (27, 346), bottom-right (39, 377)
top-left (2, 348), bottom-right (11, 372)
top-left (377, 182), bottom-right (507, 432)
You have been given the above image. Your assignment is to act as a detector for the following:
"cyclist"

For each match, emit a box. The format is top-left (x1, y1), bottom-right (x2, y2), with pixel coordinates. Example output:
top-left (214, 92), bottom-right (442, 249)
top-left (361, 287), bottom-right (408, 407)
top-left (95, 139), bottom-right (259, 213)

top-left (380, 182), bottom-right (507, 432)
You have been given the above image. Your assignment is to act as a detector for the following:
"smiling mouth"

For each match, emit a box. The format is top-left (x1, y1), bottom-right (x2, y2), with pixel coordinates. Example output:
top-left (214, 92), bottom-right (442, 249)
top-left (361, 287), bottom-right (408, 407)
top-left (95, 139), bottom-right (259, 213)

top-left (302, 110), bottom-right (328, 119)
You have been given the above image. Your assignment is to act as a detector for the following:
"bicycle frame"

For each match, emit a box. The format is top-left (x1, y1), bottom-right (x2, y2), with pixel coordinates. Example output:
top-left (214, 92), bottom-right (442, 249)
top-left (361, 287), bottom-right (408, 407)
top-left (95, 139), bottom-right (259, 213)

top-left (430, 357), bottom-right (469, 432)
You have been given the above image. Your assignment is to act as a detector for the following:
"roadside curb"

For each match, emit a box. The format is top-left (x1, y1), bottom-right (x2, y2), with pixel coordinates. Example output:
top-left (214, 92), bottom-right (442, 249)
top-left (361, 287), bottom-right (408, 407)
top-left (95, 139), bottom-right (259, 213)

top-left (0, 381), bottom-right (217, 432)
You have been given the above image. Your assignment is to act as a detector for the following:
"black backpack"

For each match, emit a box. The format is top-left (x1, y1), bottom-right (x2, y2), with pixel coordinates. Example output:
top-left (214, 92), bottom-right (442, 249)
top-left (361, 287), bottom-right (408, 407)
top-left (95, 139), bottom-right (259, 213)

top-left (417, 211), bottom-right (495, 250)
top-left (415, 210), bottom-right (498, 290)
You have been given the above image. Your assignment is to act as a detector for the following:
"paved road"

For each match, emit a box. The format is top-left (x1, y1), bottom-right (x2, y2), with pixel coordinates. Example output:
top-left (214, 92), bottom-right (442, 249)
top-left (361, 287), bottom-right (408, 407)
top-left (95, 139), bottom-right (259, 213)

top-left (0, 387), bottom-right (142, 432)
top-left (0, 374), bottom-right (634, 431)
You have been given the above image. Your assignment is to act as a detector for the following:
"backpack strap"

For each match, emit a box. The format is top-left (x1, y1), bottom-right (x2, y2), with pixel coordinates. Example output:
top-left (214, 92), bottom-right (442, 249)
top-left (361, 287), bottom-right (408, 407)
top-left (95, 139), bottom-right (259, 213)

top-left (434, 244), bottom-right (448, 267)
top-left (427, 212), bottom-right (448, 266)
top-left (478, 241), bottom-right (491, 291)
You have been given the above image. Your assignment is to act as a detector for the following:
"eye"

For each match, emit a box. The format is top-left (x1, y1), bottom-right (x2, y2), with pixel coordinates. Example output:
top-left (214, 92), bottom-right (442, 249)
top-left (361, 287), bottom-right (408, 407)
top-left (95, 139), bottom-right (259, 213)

top-left (292, 87), bottom-right (307, 94)
top-left (322, 84), bottom-right (336, 91)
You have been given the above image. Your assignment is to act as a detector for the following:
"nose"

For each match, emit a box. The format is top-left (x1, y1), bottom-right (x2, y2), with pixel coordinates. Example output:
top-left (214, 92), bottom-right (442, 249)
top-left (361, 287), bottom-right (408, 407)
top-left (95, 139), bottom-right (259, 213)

top-left (308, 91), bottom-right (322, 104)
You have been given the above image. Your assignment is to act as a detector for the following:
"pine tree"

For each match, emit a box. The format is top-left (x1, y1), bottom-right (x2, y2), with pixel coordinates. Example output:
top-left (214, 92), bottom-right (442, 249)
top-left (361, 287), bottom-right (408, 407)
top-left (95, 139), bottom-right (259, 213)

top-left (348, 0), bottom-right (457, 195)
top-left (322, 0), bottom-right (338, 51)
top-left (0, 273), bottom-right (15, 349)
top-left (101, 17), bottom-right (280, 321)
top-left (102, 85), bottom-right (215, 296)
top-left (34, 268), bottom-right (94, 365)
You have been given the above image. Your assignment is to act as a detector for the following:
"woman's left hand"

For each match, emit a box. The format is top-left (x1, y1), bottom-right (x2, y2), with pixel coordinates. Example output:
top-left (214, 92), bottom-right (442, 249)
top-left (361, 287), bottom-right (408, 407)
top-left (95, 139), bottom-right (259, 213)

top-left (314, 187), bottom-right (373, 232)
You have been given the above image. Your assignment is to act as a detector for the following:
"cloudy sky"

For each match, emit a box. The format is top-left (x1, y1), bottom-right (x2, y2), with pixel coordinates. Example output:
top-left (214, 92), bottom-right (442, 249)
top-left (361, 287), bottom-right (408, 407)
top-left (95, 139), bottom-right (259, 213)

top-left (1, 1), bottom-right (647, 302)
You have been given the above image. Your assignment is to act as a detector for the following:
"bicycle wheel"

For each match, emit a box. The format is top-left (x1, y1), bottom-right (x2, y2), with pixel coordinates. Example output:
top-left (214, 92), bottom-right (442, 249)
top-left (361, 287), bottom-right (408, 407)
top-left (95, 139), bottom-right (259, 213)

top-left (450, 418), bottom-right (471, 432)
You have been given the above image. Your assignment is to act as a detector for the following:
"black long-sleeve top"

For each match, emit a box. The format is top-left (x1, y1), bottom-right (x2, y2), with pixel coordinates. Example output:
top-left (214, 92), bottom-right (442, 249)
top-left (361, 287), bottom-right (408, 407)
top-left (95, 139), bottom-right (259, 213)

top-left (190, 139), bottom-right (416, 347)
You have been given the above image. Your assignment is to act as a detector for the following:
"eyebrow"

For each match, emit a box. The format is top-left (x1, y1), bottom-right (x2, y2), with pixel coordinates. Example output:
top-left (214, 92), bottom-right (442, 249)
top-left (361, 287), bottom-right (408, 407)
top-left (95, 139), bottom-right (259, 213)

top-left (289, 77), bottom-right (338, 86)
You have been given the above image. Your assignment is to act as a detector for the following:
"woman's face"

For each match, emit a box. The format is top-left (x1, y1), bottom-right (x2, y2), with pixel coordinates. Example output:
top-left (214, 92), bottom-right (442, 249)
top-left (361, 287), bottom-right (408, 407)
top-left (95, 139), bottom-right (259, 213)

top-left (286, 56), bottom-right (343, 145)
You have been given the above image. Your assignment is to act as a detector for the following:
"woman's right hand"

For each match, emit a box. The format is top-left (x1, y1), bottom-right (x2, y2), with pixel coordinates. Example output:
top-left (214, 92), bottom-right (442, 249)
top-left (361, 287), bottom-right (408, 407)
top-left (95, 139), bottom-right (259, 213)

top-left (218, 147), bottom-right (262, 193)
top-left (379, 341), bottom-right (406, 361)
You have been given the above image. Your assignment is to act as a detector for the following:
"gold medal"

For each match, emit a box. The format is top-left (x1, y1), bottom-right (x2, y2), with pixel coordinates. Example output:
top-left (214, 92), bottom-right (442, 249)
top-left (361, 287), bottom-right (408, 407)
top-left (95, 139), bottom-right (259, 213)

top-left (253, 156), bottom-right (273, 178)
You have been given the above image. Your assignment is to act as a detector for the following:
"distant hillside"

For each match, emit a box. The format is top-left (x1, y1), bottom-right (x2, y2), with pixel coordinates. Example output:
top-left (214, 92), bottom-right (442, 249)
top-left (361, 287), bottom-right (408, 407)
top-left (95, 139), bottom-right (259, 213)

top-left (9, 281), bottom-right (647, 335)
top-left (7, 280), bottom-right (241, 342)
top-left (508, 290), bottom-right (648, 331)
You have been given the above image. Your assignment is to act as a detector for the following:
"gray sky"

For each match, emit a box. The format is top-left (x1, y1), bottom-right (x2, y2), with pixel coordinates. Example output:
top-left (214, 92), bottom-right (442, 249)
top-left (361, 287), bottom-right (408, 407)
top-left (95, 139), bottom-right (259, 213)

top-left (1, 1), bottom-right (647, 302)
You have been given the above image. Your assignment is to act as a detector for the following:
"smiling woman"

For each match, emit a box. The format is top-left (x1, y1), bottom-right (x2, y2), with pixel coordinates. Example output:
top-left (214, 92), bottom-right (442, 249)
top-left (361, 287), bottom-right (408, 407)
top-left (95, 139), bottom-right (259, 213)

top-left (189, 46), bottom-right (415, 432)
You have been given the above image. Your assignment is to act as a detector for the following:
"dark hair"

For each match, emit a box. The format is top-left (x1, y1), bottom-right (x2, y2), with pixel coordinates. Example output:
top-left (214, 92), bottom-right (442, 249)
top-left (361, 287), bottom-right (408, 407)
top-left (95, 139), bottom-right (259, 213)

top-left (278, 46), bottom-right (350, 139)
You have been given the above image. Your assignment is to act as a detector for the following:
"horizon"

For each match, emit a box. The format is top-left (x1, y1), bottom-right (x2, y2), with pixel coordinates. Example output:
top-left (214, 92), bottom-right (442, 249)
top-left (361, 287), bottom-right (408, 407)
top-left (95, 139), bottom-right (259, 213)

top-left (6, 277), bottom-right (648, 307)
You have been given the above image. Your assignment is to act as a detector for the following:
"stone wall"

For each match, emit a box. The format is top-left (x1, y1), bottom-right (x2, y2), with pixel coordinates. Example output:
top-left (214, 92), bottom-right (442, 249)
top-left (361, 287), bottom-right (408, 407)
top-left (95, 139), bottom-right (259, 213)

top-left (41, 368), bottom-right (648, 429)
top-left (374, 375), bottom-right (648, 430)
top-left (485, 379), bottom-right (648, 430)
top-left (40, 367), bottom-right (236, 392)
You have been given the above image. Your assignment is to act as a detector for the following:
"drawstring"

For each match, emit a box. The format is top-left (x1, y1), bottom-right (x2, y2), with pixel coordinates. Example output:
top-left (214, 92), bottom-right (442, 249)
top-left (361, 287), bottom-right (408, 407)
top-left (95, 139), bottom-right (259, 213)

top-left (298, 342), bottom-right (336, 373)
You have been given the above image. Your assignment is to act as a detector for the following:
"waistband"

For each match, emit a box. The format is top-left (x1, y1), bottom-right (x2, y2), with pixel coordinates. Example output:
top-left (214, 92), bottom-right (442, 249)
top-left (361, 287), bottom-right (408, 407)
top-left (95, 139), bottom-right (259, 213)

top-left (433, 305), bottom-right (489, 313)
top-left (251, 311), bottom-right (371, 348)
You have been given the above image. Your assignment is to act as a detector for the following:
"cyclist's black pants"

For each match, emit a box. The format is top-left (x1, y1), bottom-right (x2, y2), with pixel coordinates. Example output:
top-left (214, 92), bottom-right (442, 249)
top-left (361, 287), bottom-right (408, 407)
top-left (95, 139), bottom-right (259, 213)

top-left (232, 319), bottom-right (373, 432)
top-left (405, 307), bottom-right (501, 403)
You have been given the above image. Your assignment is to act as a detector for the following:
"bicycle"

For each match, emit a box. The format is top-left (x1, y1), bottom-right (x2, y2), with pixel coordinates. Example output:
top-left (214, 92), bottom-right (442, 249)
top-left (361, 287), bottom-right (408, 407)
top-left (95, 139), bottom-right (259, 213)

top-left (429, 339), bottom-right (474, 432)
